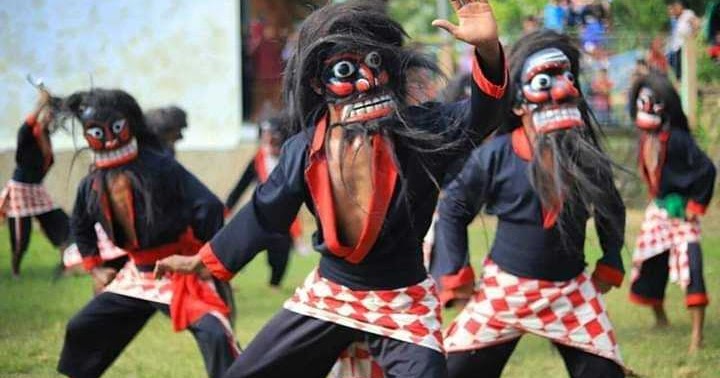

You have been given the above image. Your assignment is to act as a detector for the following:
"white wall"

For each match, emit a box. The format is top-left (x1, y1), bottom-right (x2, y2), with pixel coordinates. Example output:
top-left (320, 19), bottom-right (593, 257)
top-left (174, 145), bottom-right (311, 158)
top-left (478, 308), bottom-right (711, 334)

top-left (0, 0), bottom-right (243, 151)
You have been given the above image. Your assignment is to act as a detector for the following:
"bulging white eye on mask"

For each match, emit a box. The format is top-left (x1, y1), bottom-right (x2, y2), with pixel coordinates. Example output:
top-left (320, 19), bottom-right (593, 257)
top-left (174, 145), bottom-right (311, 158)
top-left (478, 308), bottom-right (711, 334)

top-left (333, 61), bottom-right (356, 79)
top-left (530, 74), bottom-right (552, 91)
top-left (365, 51), bottom-right (382, 69)
top-left (86, 127), bottom-right (104, 139)
top-left (112, 119), bottom-right (126, 134)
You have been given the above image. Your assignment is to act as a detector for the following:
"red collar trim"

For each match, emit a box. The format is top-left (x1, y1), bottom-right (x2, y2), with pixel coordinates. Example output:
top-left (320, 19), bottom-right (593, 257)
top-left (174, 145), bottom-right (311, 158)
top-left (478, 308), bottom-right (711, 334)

top-left (304, 115), bottom-right (398, 264)
top-left (638, 130), bottom-right (669, 198)
top-left (254, 149), bottom-right (269, 182)
top-left (511, 127), bottom-right (533, 161)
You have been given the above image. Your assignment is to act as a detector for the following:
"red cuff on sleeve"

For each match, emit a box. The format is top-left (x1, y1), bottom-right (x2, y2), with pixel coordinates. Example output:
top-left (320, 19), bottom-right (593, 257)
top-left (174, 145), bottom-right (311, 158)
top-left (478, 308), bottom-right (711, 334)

top-left (471, 43), bottom-right (508, 100)
top-left (82, 255), bottom-right (103, 272)
top-left (199, 243), bottom-right (234, 281)
top-left (592, 263), bottom-right (624, 288)
top-left (686, 200), bottom-right (707, 216)
top-left (25, 114), bottom-right (37, 127)
top-left (223, 207), bottom-right (231, 219)
top-left (686, 293), bottom-right (709, 307)
top-left (441, 265), bottom-right (476, 290)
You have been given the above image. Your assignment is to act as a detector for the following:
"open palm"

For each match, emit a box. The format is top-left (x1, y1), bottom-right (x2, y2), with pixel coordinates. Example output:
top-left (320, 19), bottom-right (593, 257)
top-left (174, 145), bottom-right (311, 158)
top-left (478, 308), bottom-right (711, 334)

top-left (432, 0), bottom-right (498, 48)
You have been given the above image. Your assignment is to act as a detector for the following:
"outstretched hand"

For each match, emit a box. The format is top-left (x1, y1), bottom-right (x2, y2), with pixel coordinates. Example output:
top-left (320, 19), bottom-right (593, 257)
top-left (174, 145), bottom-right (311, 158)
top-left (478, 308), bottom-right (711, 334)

top-left (432, 0), bottom-right (500, 62)
top-left (154, 254), bottom-right (204, 279)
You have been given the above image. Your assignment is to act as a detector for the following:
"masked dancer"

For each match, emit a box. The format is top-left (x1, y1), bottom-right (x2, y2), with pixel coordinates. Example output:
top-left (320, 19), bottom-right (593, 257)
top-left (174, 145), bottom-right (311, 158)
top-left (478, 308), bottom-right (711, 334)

top-left (628, 73), bottom-right (715, 353)
top-left (57, 88), bottom-right (240, 378)
top-left (0, 89), bottom-right (70, 277)
top-left (156, 1), bottom-right (507, 376)
top-left (434, 31), bottom-right (628, 378)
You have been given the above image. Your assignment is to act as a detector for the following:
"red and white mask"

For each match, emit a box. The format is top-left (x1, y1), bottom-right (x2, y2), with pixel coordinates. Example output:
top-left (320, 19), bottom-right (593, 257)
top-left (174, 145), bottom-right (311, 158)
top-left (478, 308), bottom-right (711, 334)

top-left (635, 87), bottom-right (664, 130)
top-left (81, 107), bottom-right (138, 168)
top-left (320, 50), bottom-right (395, 125)
top-left (520, 48), bottom-right (583, 134)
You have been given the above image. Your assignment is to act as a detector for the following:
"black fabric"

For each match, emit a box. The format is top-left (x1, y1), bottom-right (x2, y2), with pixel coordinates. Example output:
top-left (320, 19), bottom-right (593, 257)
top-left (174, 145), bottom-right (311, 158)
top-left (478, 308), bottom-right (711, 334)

top-left (433, 134), bottom-right (625, 282)
top-left (208, 61), bottom-right (505, 290)
top-left (71, 148), bottom-right (225, 259)
top-left (7, 209), bottom-right (69, 274)
top-left (655, 128), bottom-right (716, 207)
top-left (12, 122), bottom-right (53, 184)
top-left (447, 338), bottom-right (624, 378)
top-left (266, 236), bottom-right (292, 286)
top-left (630, 243), bottom-right (707, 302)
top-left (223, 309), bottom-right (446, 378)
top-left (58, 292), bottom-right (236, 378)
top-left (226, 160), bottom-right (257, 210)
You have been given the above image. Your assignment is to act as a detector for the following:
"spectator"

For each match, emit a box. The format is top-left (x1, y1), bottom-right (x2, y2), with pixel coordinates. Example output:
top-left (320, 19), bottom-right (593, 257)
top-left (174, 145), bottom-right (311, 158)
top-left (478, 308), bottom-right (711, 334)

top-left (581, 14), bottom-right (606, 53)
top-left (523, 15), bottom-right (539, 35)
top-left (591, 68), bottom-right (614, 126)
top-left (647, 36), bottom-right (670, 74)
top-left (543, 0), bottom-right (567, 32)
top-left (667, 0), bottom-right (700, 79)
top-left (708, 31), bottom-right (720, 62)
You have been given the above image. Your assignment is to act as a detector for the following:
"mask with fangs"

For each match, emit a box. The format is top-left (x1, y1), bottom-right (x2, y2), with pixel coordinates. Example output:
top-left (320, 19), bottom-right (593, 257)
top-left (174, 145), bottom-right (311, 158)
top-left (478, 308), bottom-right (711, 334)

top-left (519, 48), bottom-right (582, 134)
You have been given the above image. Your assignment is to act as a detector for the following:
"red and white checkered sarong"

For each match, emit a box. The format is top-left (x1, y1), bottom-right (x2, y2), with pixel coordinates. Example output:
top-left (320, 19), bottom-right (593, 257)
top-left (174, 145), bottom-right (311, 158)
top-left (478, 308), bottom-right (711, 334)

top-left (444, 259), bottom-right (623, 366)
top-left (62, 223), bottom-right (129, 268)
top-left (285, 269), bottom-right (444, 351)
top-left (632, 203), bottom-right (700, 289)
top-left (0, 180), bottom-right (58, 218)
top-left (285, 269), bottom-right (444, 378)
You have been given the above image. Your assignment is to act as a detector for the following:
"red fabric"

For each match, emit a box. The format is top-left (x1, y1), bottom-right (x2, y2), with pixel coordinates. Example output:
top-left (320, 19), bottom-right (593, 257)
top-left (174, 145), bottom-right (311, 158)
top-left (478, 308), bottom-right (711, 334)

top-left (685, 293), bottom-right (709, 307)
top-left (628, 292), bottom-right (662, 307)
top-left (169, 273), bottom-right (231, 331)
top-left (471, 44), bottom-right (508, 100)
top-left (128, 228), bottom-right (201, 266)
top-left (686, 200), bottom-right (707, 216)
top-left (441, 265), bottom-right (476, 290)
top-left (199, 243), bottom-right (234, 281)
top-left (638, 130), bottom-right (669, 198)
top-left (305, 116), bottom-right (398, 264)
top-left (254, 150), bottom-right (269, 182)
top-left (82, 255), bottom-right (104, 272)
top-left (592, 263), bottom-right (624, 288)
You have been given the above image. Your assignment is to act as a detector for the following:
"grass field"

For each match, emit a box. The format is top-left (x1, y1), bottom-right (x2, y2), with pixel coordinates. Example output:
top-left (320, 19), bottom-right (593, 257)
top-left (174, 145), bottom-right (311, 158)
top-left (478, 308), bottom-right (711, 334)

top-left (0, 209), bottom-right (718, 377)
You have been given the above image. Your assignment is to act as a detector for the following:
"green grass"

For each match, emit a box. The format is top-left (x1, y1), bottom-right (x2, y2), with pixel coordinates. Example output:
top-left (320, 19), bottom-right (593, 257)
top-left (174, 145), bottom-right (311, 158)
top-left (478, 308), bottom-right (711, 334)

top-left (1, 209), bottom-right (718, 377)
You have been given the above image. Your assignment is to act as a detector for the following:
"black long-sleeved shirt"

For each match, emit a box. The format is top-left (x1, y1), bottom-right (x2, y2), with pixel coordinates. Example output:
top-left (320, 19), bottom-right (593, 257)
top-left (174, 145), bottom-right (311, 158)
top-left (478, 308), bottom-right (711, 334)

top-left (72, 148), bottom-right (224, 270)
top-left (433, 129), bottom-right (626, 285)
top-left (640, 127), bottom-right (716, 214)
top-left (199, 52), bottom-right (508, 290)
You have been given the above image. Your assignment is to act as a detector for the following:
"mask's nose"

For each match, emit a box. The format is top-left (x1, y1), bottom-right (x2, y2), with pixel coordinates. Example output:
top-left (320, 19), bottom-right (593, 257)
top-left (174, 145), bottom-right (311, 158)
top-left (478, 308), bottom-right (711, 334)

top-left (355, 64), bottom-right (377, 93)
top-left (550, 75), bottom-right (579, 103)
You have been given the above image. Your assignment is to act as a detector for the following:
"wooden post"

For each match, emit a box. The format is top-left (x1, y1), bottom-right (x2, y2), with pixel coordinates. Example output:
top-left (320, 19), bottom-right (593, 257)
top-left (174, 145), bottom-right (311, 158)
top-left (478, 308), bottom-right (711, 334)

top-left (680, 36), bottom-right (698, 128)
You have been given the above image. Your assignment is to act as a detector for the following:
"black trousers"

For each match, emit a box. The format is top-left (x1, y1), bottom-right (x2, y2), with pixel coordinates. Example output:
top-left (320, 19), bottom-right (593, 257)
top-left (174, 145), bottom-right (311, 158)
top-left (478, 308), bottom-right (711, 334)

top-left (223, 309), bottom-right (447, 378)
top-left (630, 244), bottom-right (707, 306)
top-left (266, 236), bottom-right (291, 286)
top-left (7, 208), bottom-right (69, 274)
top-left (58, 292), bottom-right (238, 378)
top-left (447, 338), bottom-right (624, 378)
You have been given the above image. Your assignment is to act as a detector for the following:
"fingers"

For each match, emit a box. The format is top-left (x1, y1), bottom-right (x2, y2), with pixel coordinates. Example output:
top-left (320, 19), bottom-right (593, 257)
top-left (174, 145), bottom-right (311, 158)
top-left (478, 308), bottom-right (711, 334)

top-left (431, 19), bottom-right (458, 35)
top-left (450, 0), bottom-right (488, 11)
top-left (153, 262), bottom-right (165, 280)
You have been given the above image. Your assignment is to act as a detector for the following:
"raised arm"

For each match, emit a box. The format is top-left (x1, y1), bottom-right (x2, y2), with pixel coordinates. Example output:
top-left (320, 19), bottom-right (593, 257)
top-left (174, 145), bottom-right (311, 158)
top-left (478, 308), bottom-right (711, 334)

top-left (433, 0), bottom-right (508, 144)
top-left (156, 135), bottom-right (308, 280)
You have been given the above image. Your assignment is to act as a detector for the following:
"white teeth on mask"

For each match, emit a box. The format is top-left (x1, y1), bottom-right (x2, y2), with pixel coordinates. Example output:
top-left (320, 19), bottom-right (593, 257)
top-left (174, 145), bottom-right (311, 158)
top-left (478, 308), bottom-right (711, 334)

top-left (342, 94), bottom-right (396, 121)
